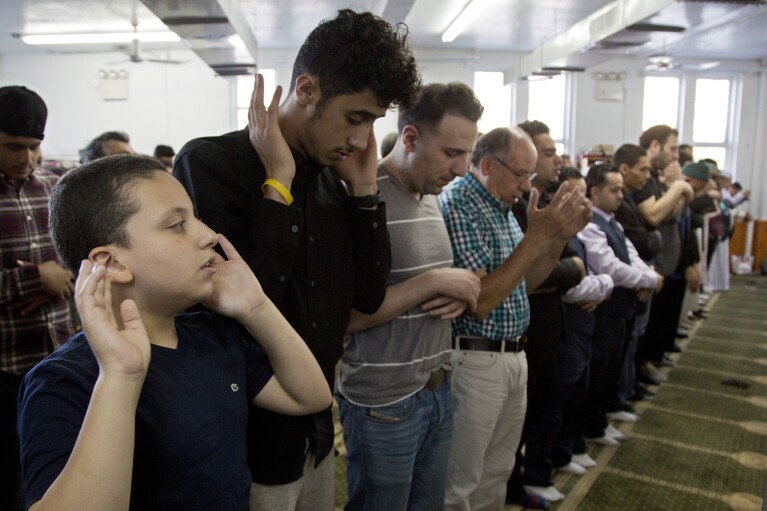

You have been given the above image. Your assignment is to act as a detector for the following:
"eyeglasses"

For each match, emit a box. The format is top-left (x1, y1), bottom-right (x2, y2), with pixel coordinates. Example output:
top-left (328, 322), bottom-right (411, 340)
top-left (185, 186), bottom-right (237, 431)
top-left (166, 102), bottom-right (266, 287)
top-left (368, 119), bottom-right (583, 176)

top-left (490, 155), bottom-right (537, 182)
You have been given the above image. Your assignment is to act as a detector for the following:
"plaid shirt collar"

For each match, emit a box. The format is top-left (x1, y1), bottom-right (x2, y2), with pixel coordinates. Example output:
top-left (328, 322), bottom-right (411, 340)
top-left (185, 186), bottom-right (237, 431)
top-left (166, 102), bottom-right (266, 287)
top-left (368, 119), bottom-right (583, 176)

top-left (464, 172), bottom-right (510, 214)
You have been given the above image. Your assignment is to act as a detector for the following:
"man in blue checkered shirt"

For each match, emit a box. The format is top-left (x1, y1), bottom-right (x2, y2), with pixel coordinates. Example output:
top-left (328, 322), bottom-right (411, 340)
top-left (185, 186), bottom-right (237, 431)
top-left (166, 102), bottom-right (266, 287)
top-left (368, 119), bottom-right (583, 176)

top-left (439, 126), bottom-right (590, 510)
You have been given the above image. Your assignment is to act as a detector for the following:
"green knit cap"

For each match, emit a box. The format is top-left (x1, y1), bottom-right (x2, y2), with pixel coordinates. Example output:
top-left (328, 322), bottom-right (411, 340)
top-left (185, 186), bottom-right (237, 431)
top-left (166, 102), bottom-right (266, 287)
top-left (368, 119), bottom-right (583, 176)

top-left (682, 162), bottom-right (711, 182)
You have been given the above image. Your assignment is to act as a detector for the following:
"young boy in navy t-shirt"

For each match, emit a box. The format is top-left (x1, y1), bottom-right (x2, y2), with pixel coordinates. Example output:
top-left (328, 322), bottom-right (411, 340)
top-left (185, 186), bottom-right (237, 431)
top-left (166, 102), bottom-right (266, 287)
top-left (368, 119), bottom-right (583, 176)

top-left (17, 154), bottom-right (332, 510)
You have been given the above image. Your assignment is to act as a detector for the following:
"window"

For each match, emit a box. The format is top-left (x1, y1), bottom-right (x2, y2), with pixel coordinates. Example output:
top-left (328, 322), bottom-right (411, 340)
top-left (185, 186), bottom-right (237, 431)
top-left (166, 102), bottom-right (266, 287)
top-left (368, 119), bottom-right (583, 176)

top-left (235, 70), bottom-right (276, 129)
top-left (692, 78), bottom-right (731, 167)
top-left (474, 72), bottom-right (511, 134)
top-left (642, 76), bottom-right (679, 130)
top-left (527, 74), bottom-right (566, 155)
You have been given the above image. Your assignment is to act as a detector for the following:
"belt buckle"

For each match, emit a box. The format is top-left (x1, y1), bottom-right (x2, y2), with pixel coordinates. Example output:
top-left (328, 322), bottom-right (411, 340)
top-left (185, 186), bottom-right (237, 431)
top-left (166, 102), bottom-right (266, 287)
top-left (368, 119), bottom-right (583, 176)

top-left (454, 335), bottom-right (471, 351)
top-left (504, 335), bottom-right (523, 353)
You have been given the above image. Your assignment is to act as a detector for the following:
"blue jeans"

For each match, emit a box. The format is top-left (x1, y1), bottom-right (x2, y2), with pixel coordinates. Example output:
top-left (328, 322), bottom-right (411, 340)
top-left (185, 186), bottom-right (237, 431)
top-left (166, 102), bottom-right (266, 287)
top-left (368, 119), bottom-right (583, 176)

top-left (337, 380), bottom-right (454, 511)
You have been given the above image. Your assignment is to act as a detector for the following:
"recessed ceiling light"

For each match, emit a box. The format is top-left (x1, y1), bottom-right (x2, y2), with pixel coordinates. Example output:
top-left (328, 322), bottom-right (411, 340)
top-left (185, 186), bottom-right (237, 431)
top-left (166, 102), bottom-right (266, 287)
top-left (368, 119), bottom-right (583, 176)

top-left (442, 0), bottom-right (486, 43)
top-left (21, 32), bottom-right (180, 45)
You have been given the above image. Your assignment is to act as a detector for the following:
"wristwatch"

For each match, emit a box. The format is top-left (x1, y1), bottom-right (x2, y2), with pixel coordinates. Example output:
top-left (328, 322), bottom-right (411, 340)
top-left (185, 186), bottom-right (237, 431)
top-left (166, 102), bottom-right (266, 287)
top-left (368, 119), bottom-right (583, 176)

top-left (349, 192), bottom-right (381, 208)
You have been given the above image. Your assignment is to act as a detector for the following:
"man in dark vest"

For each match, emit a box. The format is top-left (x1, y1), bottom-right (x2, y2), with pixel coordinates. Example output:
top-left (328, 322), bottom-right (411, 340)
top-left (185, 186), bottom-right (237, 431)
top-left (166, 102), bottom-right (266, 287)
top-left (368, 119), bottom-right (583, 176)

top-left (577, 164), bottom-right (663, 445)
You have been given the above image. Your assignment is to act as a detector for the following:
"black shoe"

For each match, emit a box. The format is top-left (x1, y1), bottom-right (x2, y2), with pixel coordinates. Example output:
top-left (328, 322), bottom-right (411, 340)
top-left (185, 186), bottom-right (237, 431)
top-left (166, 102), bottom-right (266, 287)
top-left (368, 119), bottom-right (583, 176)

top-left (692, 309), bottom-right (708, 319)
top-left (621, 402), bottom-right (637, 414)
top-left (668, 343), bottom-right (683, 353)
top-left (629, 385), bottom-right (655, 401)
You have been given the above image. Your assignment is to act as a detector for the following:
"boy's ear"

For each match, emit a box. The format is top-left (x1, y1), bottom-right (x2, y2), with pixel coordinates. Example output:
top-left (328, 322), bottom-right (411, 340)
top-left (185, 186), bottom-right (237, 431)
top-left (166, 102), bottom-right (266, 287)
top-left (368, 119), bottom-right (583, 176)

top-left (88, 248), bottom-right (133, 284)
top-left (294, 74), bottom-right (318, 106)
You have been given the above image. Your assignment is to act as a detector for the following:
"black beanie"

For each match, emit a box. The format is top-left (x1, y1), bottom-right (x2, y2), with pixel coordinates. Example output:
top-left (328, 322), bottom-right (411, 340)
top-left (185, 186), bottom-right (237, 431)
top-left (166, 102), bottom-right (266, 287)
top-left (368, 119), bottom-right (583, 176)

top-left (0, 86), bottom-right (47, 140)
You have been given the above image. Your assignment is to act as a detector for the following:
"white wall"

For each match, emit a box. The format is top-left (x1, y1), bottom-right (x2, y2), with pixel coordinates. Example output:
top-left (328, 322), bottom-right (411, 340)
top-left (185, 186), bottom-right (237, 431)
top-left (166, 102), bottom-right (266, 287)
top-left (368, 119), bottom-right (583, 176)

top-left (0, 49), bottom-right (230, 161)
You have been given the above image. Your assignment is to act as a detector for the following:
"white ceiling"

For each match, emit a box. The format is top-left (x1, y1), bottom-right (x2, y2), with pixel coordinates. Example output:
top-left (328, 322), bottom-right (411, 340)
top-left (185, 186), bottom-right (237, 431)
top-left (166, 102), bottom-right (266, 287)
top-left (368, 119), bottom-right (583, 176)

top-left (1, 0), bottom-right (766, 70)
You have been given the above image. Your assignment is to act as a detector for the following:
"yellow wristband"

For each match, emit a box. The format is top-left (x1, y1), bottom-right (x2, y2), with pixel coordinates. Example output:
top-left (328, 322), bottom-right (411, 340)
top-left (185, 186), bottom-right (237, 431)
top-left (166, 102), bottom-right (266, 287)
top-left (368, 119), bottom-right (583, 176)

top-left (261, 178), bottom-right (293, 206)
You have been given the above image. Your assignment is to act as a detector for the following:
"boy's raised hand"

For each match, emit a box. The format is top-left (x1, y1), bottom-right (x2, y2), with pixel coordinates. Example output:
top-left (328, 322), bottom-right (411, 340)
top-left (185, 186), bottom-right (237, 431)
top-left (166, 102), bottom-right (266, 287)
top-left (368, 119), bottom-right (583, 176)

top-left (204, 234), bottom-right (268, 322)
top-left (75, 260), bottom-right (150, 380)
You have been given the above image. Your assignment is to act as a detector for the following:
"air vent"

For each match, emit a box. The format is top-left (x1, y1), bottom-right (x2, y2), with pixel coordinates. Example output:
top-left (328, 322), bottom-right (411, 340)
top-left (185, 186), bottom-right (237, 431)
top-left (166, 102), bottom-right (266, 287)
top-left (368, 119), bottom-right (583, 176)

top-left (589, 5), bottom-right (621, 40)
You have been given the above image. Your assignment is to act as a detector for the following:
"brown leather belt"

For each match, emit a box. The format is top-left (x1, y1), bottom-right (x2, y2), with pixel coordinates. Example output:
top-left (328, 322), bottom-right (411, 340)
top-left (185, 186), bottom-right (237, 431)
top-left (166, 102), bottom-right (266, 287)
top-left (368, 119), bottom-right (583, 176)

top-left (452, 335), bottom-right (527, 353)
top-left (424, 368), bottom-right (449, 391)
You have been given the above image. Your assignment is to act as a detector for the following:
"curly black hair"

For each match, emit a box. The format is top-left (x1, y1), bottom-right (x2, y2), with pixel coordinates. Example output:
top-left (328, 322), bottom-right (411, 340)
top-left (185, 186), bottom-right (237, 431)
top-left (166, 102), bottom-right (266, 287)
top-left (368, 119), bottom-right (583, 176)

top-left (291, 9), bottom-right (421, 110)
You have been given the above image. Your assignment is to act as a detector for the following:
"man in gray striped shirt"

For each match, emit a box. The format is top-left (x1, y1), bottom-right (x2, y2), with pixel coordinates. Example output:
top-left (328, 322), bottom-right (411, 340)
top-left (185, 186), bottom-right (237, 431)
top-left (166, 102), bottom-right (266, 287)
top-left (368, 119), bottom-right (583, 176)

top-left (336, 83), bottom-right (483, 511)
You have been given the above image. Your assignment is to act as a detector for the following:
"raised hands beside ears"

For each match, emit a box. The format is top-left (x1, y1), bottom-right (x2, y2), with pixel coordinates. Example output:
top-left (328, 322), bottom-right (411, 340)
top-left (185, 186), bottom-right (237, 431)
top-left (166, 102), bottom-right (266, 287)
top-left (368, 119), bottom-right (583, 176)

top-left (75, 259), bottom-right (150, 381)
top-left (333, 130), bottom-right (379, 197)
top-left (203, 234), bottom-right (269, 324)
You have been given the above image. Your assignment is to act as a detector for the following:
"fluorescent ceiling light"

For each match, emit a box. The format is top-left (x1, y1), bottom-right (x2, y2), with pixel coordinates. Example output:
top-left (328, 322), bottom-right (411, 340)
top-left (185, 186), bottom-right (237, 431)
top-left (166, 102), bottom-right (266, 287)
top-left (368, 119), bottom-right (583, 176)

top-left (21, 32), bottom-right (180, 45)
top-left (227, 34), bottom-right (246, 49)
top-left (442, 0), bottom-right (486, 43)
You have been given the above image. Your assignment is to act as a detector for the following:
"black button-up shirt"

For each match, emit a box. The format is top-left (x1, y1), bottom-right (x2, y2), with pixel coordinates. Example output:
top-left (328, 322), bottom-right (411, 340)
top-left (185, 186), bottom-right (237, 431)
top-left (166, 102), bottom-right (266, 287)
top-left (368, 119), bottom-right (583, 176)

top-left (175, 129), bottom-right (390, 484)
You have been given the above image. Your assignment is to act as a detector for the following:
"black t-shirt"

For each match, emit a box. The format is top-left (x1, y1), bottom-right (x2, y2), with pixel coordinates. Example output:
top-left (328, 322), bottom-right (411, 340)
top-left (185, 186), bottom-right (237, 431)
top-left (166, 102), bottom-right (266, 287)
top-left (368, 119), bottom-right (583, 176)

top-left (633, 169), bottom-right (664, 204)
top-left (18, 312), bottom-right (273, 511)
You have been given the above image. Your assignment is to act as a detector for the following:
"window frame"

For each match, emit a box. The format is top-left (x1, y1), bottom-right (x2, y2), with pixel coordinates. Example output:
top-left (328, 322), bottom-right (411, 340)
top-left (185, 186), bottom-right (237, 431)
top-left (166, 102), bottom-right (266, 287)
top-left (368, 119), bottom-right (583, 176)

top-left (642, 71), bottom-right (739, 174)
top-left (525, 73), bottom-right (573, 160)
top-left (232, 69), bottom-right (277, 131)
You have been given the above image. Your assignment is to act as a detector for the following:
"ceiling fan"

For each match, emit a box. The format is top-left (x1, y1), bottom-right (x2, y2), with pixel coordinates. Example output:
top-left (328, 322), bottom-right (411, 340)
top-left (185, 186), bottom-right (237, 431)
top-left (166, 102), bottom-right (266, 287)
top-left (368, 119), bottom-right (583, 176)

top-left (645, 53), bottom-right (721, 72)
top-left (645, 53), bottom-right (677, 71)
top-left (644, 40), bottom-right (719, 72)
top-left (109, 5), bottom-right (185, 65)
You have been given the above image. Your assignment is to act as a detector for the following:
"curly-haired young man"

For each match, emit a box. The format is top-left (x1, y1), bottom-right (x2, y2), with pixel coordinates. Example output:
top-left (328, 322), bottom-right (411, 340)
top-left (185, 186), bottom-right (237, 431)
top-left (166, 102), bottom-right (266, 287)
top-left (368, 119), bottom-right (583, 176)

top-left (174, 9), bottom-right (421, 511)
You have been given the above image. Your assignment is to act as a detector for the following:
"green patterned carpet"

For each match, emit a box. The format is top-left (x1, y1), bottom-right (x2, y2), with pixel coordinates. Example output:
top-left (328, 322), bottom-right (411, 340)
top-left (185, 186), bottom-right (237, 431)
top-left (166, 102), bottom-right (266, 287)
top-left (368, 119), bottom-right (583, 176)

top-left (333, 276), bottom-right (767, 510)
top-left (548, 275), bottom-right (767, 511)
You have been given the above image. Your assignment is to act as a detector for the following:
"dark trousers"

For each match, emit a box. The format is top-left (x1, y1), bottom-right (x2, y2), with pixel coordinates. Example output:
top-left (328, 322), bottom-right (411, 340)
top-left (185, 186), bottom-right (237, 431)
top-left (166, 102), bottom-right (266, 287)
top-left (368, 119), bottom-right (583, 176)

top-left (639, 278), bottom-right (687, 362)
top-left (506, 331), bottom-right (563, 494)
top-left (0, 371), bottom-right (24, 511)
top-left (583, 315), bottom-right (626, 439)
top-left (551, 324), bottom-right (592, 469)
